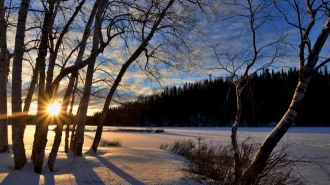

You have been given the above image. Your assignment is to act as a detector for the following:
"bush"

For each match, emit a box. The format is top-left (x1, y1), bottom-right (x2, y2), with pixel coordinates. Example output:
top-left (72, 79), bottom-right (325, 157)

top-left (99, 139), bottom-right (122, 147)
top-left (155, 129), bottom-right (165, 133)
top-left (160, 137), bottom-right (301, 185)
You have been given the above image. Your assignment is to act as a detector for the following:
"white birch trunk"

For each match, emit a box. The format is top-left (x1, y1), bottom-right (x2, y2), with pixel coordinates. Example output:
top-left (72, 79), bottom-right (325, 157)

top-left (72, 0), bottom-right (104, 156)
top-left (240, 72), bottom-right (313, 184)
top-left (11, 0), bottom-right (30, 170)
top-left (231, 85), bottom-right (243, 182)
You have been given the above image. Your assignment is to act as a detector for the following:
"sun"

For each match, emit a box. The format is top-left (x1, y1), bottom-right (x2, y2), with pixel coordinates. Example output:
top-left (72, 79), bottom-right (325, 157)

top-left (47, 102), bottom-right (61, 116)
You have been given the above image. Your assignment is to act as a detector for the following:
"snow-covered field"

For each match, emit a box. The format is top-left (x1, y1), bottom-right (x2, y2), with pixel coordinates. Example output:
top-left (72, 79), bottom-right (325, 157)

top-left (0, 126), bottom-right (329, 184)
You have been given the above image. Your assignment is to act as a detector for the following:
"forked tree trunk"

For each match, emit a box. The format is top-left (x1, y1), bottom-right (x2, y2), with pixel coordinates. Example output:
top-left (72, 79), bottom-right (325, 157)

top-left (11, 0), bottom-right (30, 170)
top-left (0, 0), bottom-right (8, 153)
top-left (90, 0), bottom-right (176, 153)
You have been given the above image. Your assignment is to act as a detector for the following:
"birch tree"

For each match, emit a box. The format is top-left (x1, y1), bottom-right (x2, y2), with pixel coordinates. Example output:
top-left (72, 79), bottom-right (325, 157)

top-left (11, 0), bottom-right (30, 170)
top-left (30, 0), bottom-right (110, 173)
top-left (241, 1), bottom-right (330, 184)
top-left (47, 0), bottom-right (96, 171)
top-left (31, 0), bottom-right (63, 173)
top-left (72, 0), bottom-right (127, 156)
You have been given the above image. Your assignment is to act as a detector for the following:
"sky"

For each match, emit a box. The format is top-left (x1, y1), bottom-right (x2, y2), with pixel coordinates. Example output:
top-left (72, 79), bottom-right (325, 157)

top-left (4, 0), bottom-right (330, 116)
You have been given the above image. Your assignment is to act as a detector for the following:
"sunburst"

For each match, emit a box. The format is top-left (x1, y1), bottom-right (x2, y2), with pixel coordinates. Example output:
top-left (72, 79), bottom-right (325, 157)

top-left (47, 102), bottom-right (61, 116)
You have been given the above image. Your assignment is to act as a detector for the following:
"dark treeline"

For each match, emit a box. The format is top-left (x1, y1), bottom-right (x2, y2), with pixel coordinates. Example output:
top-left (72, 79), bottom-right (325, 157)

top-left (23, 68), bottom-right (329, 127)
top-left (95, 67), bottom-right (330, 127)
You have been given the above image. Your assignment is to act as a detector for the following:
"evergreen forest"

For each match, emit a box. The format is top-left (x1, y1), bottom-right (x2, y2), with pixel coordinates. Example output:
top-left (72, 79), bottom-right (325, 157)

top-left (88, 68), bottom-right (330, 127)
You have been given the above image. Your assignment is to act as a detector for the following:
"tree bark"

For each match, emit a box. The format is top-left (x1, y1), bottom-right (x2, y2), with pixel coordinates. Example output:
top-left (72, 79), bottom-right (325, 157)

top-left (231, 84), bottom-right (243, 182)
top-left (0, 0), bottom-right (8, 153)
top-left (11, 0), bottom-right (30, 170)
top-left (72, 0), bottom-right (105, 156)
top-left (31, 0), bottom-right (57, 173)
top-left (240, 70), bottom-right (313, 184)
top-left (47, 0), bottom-right (89, 171)
top-left (65, 76), bottom-right (78, 153)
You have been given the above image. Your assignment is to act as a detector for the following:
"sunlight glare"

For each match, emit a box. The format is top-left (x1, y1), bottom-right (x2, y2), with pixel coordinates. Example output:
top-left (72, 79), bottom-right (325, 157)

top-left (47, 102), bottom-right (61, 116)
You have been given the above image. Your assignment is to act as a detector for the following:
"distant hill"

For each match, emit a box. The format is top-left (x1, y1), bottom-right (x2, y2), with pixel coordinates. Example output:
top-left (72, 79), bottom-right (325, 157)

top-left (93, 67), bottom-right (330, 127)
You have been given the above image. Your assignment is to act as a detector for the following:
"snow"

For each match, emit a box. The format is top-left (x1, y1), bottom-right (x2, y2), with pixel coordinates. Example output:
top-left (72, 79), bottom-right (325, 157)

top-left (1, 126), bottom-right (330, 184)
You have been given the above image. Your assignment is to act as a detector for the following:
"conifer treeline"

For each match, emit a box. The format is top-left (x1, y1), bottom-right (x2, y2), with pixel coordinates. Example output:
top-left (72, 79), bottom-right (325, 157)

top-left (92, 68), bottom-right (330, 127)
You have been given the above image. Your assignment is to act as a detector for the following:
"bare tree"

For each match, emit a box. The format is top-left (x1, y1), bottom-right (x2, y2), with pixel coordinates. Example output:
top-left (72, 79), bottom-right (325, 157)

top-left (47, 0), bottom-right (88, 171)
top-left (30, 0), bottom-right (114, 173)
top-left (90, 0), bottom-right (202, 153)
top-left (72, 0), bottom-right (128, 156)
top-left (209, 0), bottom-right (288, 182)
top-left (241, 1), bottom-right (330, 184)
top-left (31, 0), bottom-right (64, 173)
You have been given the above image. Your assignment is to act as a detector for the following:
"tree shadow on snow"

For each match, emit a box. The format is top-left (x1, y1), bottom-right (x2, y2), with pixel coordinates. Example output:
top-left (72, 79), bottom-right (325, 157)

top-left (49, 151), bottom-right (106, 185)
top-left (1, 145), bottom-right (55, 185)
top-left (1, 163), bottom-right (45, 185)
top-left (94, 154), bottom-right (144, 185)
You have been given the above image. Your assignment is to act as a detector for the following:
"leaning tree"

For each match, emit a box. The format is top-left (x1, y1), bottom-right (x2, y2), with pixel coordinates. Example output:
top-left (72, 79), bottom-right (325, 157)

top-left (241, 0), bottom-right (330, 184)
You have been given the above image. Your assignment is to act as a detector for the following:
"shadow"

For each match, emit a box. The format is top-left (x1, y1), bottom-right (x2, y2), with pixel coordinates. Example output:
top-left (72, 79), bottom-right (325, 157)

top-left (1, 148), bottom-right (106, 185)
top-left (84, 134), bottom-right (95, 141)
top-left (1, 163), bottom-right (40, 185)
top-left (94, 154), bottom-right (144, 185)
top-left (49, 153), bottom-right (106, 185)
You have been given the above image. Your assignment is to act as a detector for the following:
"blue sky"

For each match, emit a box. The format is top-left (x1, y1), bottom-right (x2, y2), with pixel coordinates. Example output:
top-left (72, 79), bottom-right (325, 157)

top-left (5, 0), bottom-right (330, 116)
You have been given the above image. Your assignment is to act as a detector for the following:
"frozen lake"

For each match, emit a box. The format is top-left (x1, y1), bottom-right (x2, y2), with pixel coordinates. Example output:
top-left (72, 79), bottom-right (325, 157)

top-left (1, 126), bottom-right (329, 184)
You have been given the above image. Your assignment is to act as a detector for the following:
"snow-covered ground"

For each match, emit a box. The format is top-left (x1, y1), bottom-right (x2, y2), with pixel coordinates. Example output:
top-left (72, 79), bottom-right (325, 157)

top-left (0, 126), bottom-right (329, 184)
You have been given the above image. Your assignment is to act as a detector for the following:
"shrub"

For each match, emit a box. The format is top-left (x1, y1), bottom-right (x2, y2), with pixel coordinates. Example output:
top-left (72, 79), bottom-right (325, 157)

top-left (160, 137), bottom-right (301, 185)
top-left (99, 139), bottom-right (122, 147)
top-left (155, 129), bottom-right (165, 133)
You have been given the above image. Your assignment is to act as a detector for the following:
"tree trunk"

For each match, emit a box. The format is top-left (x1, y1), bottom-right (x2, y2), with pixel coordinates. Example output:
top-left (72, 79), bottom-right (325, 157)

top-left (240, 69), bottom-right (313, 184)
top-left (231, 85), bottom-right (243, 182)
top-left (72, 0), bottom-right (106, 156)
top-left (11, 0), bottom-right (30, 170)
top-left (68, 77), bottom-right (79, 151)
top-left (0, 0), bottom-right (8, 153)
top-left (31, 1), bottom-right (56, 173)
top-left (47, 0), bottom-right (91, 171)
top-left (72, 63), bottom-right (95, 156)
top-left (90, 0), bottom-right (176, 153)
top-left (70, 106), bottom-right (79, 150)
top-left (65, 78), bottom-right (78, 153)
top-left (240, 13), bottom-right (330, 184)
